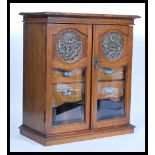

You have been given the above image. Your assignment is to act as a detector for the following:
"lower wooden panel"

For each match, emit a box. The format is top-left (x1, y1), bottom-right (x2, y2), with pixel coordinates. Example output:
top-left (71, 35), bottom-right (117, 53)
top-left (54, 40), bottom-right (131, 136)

top-left (19, 124), bottom-right (135, 146)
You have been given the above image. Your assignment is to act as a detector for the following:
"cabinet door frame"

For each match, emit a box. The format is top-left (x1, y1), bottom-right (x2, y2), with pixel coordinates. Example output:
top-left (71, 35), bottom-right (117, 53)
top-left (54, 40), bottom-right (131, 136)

top-left (45, 24), bottom-right (92, 135)
top-left (91, 25), bottom-right (133, 129)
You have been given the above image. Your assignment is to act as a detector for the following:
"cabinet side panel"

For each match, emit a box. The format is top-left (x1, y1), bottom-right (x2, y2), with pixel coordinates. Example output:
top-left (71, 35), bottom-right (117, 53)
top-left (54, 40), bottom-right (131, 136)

top-left (125, 26), bottom-right (133, 120)
top-left (23, 23), bottom-right (46, 133)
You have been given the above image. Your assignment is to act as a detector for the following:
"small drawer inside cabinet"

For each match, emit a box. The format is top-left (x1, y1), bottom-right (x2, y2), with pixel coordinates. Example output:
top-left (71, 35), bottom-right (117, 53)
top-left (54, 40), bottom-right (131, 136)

top-left (98, 67), bottom-right (124, 81)
top-left (52, 83), bottom-right (84, 107)
top-left (52, 68), bottom-right (85, 84)
top-left (98, 81), bottom-right (124, 100)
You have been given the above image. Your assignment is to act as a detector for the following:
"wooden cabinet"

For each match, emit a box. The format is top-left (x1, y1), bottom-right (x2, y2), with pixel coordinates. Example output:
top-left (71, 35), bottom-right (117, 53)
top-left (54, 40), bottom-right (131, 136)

top-left (19, 12), bottom-right (140, 146)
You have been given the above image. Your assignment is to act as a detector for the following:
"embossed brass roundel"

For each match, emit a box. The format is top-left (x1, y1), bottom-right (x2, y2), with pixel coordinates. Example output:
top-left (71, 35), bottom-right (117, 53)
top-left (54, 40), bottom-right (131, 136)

top-left (56, 31), bottom-right (82, 63)
top-left (102, 32), bottom-right (124, 60)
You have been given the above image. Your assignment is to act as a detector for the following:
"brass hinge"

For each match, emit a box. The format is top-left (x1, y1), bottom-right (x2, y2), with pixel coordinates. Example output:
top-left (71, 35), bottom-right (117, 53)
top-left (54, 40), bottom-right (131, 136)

top-left (94, 57), bottom-right (99, 69)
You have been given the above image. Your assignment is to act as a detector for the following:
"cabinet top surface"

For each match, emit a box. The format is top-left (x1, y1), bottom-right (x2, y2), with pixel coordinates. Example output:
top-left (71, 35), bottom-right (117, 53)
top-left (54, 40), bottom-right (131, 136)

top-left (19, 12), bottom-right (140, 19)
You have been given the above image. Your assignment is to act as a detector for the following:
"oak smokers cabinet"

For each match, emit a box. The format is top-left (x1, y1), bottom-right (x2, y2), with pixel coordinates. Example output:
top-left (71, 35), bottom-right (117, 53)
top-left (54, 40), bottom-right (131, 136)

top-left (19, 12), bottom-right (140, 146)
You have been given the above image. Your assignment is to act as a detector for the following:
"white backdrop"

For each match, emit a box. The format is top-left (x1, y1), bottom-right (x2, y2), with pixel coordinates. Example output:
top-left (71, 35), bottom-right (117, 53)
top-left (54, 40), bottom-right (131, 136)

top-left (10, 3), bottom-right (145, 152)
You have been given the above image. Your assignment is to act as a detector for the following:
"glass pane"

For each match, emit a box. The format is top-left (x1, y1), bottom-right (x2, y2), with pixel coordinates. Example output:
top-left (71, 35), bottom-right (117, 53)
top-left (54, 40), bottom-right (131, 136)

top-left (97, 67), bottom-right (125, 121)
top-left (52, 68), bottom-right (85, 126)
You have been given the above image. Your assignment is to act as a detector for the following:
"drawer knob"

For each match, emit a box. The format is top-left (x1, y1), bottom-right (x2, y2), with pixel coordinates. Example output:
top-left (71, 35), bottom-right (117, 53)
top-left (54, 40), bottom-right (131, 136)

top-left (104, 68), bottom-right (113, 75)
top-left (103, 87), bottom-right (115, 95)
top-left (62, 88), bottom-right (73, 96)
top-left (62, 71), bottom-right (72, 77)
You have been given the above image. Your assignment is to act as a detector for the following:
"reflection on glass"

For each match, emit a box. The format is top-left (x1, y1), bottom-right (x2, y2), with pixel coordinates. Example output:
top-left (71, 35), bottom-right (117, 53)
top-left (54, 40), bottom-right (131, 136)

top-left (97, 67), bottom-right (126, 121)
top-left (52, 68), bottom-right (85, 126)
top-left (97, 98), bottom-right (125, 120)
top-left (52, 100), bottom-right (84, 126)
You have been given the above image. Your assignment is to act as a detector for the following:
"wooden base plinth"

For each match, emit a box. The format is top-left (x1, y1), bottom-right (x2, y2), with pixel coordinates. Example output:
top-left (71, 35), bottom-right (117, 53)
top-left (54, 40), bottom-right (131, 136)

top-left (19, 124), bottom-right (135, 146)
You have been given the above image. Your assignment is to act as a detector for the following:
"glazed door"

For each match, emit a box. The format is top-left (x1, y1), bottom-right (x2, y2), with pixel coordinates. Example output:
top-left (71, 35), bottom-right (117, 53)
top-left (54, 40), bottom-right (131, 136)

top-left (46, 24), bottom-right (92, 134)
top-left (92, 25), bottom-right (133, 129)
